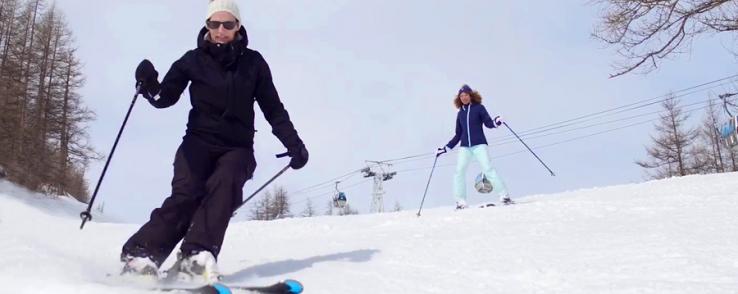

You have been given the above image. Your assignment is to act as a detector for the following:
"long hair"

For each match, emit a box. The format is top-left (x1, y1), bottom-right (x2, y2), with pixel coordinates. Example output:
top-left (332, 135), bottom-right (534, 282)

top-left (453, 91), bottom-right (483, 109)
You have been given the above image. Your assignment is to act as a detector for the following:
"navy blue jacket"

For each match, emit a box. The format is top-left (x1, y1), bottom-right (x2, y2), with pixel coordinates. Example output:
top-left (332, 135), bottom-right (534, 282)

top-left (446, 103), bottom-right (497, 149)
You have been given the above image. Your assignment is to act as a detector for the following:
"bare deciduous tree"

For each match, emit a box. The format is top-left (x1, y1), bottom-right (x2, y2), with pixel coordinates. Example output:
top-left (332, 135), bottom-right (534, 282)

top-left (594, 0), bottom-right (737, 77)
top-left (250, 186), bottom-right (292, 221)
top-left (250, 192), bottom-right (272, 221)
top-left (300, 198), bottom-right (316, 217)
top-left (691, 98), bottom-right (727, 173)
top-left (392, 201), bottom-right (402, 212)
top-left (336, 203), bottom-right (359, 216)
top-left (324, 200), bottom-right (334, 216)
top-left (271, 186), bottom-right (292, 219)
top-left (324, 200), bottom-right (358, 216)
top-left (636, 95), bottom-right (698, 178)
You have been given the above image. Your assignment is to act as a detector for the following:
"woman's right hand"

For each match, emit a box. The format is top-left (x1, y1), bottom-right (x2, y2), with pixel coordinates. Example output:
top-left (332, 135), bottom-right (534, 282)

top-left (135, 59), bottom-right (158, 84)
top-left (436, 146), bottom-right (448, 157)
top-left (135, 59), bottom-right (160, 98)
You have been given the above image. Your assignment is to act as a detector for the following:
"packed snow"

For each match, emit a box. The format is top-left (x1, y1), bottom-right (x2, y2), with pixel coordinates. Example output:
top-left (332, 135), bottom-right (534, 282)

top-left (1, 173), bottom-right (737, 293)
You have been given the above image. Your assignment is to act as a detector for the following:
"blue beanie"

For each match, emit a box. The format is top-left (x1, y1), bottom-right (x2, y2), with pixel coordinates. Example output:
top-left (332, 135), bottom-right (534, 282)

top-left (458, 84), bottom-right (472, 95)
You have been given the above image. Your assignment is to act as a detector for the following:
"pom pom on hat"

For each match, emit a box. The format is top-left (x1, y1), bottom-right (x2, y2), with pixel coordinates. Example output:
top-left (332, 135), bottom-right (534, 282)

top-left (458, 84), bottom-right (473, 95)
top-left (207, 0), bottom-right (241, 22)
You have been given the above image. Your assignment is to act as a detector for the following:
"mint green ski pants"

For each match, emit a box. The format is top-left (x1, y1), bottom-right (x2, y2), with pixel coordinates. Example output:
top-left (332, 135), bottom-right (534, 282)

top-left (453, 144), bottom-right (509, 205)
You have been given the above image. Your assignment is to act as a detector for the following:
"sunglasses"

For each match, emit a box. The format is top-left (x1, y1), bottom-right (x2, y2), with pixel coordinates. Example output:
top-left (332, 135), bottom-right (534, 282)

top-left (206, 20), bottom-right (238, 30)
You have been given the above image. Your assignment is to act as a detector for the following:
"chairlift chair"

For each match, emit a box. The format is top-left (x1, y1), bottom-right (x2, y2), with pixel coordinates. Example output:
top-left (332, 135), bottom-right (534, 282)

top-left (718, 93), bottom-right (738, 148)
top-left (333, 181), bottom-right (348, 208)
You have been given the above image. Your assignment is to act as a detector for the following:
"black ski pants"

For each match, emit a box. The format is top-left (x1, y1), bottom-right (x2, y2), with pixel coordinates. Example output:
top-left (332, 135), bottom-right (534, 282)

top-left (122, 134), bottom-right (256, 266)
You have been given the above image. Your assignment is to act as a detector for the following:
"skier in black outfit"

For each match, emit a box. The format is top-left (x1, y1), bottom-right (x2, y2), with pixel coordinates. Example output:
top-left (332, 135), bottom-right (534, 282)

top-left (120, 0), bottom-right (308, 283)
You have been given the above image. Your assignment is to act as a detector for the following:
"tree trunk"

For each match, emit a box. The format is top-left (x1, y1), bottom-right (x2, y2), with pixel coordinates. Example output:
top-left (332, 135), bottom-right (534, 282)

top-left (58, 53), bottom-right (71, 195)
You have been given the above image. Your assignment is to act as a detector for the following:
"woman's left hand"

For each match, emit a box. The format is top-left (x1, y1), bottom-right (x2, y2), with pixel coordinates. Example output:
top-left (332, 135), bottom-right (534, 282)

top-left (288, 144), bottom-right (309, 170)
top-left (493, 116), bottom-right (503, 127)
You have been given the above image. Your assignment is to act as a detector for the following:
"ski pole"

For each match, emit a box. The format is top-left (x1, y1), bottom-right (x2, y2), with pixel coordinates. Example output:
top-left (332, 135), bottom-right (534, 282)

top-left (502, 122), bottom-right (556, 176)
top-left (416, 153), bottom-right (440, 217)
top-left (232, 152), bottom-right (291, 215)
top-left (80, 85), bottom-right (142, 229)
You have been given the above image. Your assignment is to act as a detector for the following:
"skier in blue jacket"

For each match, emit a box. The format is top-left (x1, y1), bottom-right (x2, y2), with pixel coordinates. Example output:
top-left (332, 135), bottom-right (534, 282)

top-left (437, 84), bottom-right (512, 209)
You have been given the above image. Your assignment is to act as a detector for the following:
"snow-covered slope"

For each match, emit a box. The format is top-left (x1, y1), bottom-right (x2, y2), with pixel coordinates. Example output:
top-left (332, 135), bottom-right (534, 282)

top-left (0, 173), bottom-right (737, 293)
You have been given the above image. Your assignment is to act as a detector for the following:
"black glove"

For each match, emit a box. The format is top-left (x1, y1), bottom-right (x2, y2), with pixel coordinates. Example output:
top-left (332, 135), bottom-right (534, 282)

top-left (135, 59), bottom-right (159, 97)
top-left (288, 143), bottom-right (309, 170)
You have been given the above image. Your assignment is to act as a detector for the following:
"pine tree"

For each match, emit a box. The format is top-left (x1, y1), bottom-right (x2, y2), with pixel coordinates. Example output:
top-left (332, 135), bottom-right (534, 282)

top-left (0, 1), bottom-right (94, 201)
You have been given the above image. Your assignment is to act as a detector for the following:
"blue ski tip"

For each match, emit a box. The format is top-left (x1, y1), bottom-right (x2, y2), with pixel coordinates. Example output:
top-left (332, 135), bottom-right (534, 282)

top-left (212, 283), bottom-right (233, 294)
top-left (284, 279), bottom-right (303, 294)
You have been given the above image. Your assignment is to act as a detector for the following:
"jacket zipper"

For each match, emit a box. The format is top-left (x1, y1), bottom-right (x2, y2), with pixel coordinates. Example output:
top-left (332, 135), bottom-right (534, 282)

top-left (222, 70), bottom-right (234, 118)
top-left (466, 104), bottom-right (471, 147)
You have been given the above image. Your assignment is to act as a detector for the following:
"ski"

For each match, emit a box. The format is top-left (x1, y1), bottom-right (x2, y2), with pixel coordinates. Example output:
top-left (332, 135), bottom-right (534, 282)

top-left (230, 280), bottom-right (303, 294)
top-left (155, 279), bottom-right (303, 294)
top-left (478, 199), bottom-right (517, 208)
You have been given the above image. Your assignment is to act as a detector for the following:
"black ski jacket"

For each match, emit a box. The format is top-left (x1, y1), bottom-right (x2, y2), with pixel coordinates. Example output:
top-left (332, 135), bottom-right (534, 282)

top-left (146, 26), bottom-right (302, 150)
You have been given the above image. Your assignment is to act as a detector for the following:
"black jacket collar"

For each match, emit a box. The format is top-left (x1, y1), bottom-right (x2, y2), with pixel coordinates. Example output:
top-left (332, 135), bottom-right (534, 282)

top-left (197, 26), bottom-right (249, 69)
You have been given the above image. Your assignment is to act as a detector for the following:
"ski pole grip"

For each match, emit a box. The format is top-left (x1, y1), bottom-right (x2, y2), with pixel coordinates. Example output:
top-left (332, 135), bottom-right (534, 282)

top-left (276, 152), bottom-right (289, 158)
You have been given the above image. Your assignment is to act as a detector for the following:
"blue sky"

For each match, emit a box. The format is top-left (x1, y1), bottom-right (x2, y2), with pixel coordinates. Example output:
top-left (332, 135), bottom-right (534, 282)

top-left (55, 1), bottom-right (736, 222)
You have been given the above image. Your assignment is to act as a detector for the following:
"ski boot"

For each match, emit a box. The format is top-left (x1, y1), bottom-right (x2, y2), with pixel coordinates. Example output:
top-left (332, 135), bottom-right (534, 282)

top-left (501, 197), bottom-right (515, 205)
top-left (121, 254), bottom-right (159, 278)
top-left (167, 250), bottom-right (222, 284)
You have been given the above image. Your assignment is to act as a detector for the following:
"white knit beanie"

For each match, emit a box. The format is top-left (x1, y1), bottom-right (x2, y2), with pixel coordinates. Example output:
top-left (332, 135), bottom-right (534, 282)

top-left (207, 0), bottom-right (241, 22)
